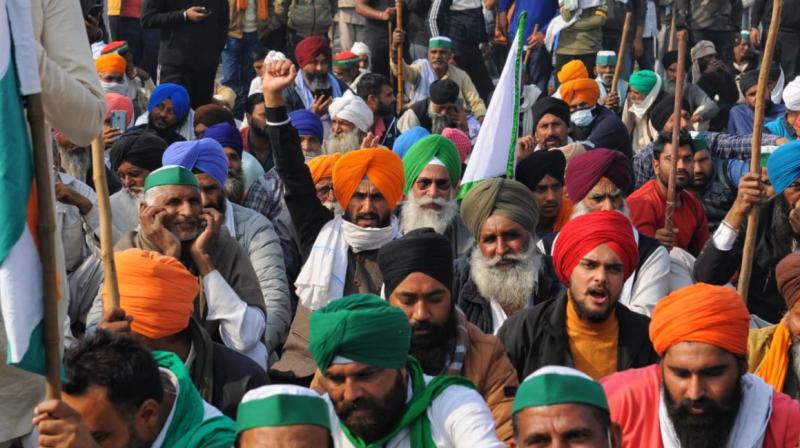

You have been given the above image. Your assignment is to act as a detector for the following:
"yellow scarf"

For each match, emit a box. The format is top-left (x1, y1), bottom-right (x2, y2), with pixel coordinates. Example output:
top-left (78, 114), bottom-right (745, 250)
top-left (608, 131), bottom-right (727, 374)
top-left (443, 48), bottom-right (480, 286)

top-left (237, 0), bottom-right (269, 21)
top-left (755, 318), bottom-right (793, 391)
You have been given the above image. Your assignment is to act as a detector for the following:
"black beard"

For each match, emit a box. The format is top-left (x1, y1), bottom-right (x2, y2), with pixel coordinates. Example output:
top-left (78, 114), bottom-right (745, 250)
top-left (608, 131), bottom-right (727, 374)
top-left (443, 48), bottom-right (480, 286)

top-left (571, 294), bottom-right (616, 323)
top-left (249, 122), bottom-right (269, 140)
top-left (664, 377), bottom-right (742, 448)
top-left (334, 373), bottom-right (407, 443)
top-left (408, 312), bottom-right (458, 375)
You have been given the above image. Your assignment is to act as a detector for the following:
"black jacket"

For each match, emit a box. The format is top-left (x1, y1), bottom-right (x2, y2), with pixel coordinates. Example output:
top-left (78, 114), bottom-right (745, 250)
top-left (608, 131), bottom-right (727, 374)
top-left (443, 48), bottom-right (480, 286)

top-left (571, 106), bottom-right (634, 160)
top-left (498, 295), bottom-right (658, 381)
top-left (142, 0), bottom-right (228, 67)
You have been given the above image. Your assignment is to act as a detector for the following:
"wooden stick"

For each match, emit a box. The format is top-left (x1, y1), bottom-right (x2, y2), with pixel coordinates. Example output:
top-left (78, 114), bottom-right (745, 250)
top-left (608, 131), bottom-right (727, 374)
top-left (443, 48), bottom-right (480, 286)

top-left (738, 0), bottom-right (782, 303)
top-left (668, 9), bottom-right (677, 52)
top-left (396, 0), bottom-right (405, 114)
top-left (523, 24), bottom-right (540, 66)
top-left (26, 94), bottom-right (61, 399)
top-left (611, 11), bottom-right (633, 95)
top-left (664, 32), bottom-right (686, 234)
top-left (91, 136), bottom-right (120, 310)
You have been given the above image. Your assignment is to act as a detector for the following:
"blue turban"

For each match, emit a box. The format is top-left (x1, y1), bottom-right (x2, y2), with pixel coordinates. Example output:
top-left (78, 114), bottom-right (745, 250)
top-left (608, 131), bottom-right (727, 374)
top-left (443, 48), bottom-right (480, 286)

top-left (289, 109), bottom-right (324, 141)
top-left (392, 127), bottom-right (430, 159)
top-left (162, 138), bottom-right (229, 186)
top-left (203, 123), bottom-right (243, 156)
top-left (768, 141), bottom-right (800, 194)
top-left (148, 83), bottom-right (191, 123)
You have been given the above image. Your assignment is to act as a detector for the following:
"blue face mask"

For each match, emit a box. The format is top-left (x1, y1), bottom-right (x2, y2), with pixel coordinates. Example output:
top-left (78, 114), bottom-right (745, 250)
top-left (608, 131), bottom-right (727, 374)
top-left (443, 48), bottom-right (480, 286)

top-left (571, 107), bottom-right (595, 127)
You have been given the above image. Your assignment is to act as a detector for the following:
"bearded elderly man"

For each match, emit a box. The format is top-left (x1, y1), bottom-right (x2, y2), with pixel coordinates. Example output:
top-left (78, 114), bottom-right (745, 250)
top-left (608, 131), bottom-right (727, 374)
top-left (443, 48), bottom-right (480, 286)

top-left (397, 79), bottom-right (471, 134)
top-left (325, 92), bottom-right (373, 154)
top-left (621, 69), bottom-right (665, 154)
top-left (499, 211), bottom-right (658, 381)
top-left (282, 36), bottom-right (348, 117)
top-left (453, 178), bottom-right (562, 334)
top-left (309, 294), bottom-right (505, 447)
top-left (515, 149), bottom-right (572, 236)
top-left (262, 60), bottom-right (405, 382)
top-left (398, 135), bottom-right (472, 258)
top-left (602, 284), bottom-right (800, 447)
top-left (538, 149), bottom-right (674, 317)
top-left (202, 122), bottom-right (247, 201)
top-left (307, 153), bottom-right (342, 212)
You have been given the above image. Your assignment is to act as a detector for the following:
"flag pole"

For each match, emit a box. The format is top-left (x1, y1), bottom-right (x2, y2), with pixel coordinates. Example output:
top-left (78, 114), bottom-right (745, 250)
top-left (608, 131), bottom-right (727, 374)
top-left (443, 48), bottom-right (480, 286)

top-left (396, 0), bottom-right (405, 114)
top-left (26, 93), bottom-right (61, 399)
top-left (611, 12), bottom-right (633, 96)
top-left (91, 136), bottom-right (121, 310)
top-left (664, 32), bottom-right (686, 234)
top-left (738, 0), bottom-right (782, 303)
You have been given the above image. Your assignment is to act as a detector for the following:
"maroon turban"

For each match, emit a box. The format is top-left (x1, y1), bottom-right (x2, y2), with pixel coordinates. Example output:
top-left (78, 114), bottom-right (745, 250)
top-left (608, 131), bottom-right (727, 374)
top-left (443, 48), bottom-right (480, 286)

top-left (295, 36), bottom-right (332, 68)
top-left (565, 148), bottom-right (632, 202)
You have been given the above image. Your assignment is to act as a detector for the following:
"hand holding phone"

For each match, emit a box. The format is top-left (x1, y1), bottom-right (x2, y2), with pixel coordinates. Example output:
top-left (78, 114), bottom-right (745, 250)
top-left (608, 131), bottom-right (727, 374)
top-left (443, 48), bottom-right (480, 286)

top-left (186, 6), bottom-right (211, 22)
top-left (110, 110), bottom-right (127, 131)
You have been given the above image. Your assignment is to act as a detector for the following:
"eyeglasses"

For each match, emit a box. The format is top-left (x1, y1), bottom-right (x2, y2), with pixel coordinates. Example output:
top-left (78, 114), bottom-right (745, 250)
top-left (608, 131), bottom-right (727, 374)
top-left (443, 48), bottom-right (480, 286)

top-left (415, 178), bottom-right (451, 191)
top-left (316, 185), bottom-right (334, 196)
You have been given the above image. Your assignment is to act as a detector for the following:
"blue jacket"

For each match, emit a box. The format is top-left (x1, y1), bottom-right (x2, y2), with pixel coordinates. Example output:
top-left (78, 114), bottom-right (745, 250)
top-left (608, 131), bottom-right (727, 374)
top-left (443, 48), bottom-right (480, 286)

top-left (498, 0), bottom-right (558, 40)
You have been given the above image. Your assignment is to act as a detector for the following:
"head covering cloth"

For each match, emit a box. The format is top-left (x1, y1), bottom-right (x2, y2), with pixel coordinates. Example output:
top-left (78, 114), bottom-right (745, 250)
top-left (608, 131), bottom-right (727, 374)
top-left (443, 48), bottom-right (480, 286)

top-left (242, 152), bottom-right (264, 193)
top-left (777, 252), bottom-right (800, 310)
top-left (295, 36), bottom-right (332, 68)
top-left (307, 153), bottom-right (342, 184)
top-left (329, 93), bottom-right (374, 133)
top-left (515, 149), bottom-right (566, 190)
top-left (429, 79), bottom-right (460, 104)
top-left (149, 83), bottom-right (191, 123)
top-left (104, 92), bottom-right (134, 128)
top-left (557, 59), bottom-right (589, 84)
top-left (513, 366), bottom-right (609, 415)
top-left (333, 51), bottom-right (360, 68)
top-left (194, 104), bottom-right (235, 129)
top-left (332, 148), bottom-right (404, 209)
top-left (236, 385), bottom-right (331, 434)
top-left (460, 178), bottom-right (539, 238)
top-left (402, 135), bottom-right (462, 194)
top-left (782, 75), bottom-right (800, 111)
top-left (95, 53), bottom-right (126, 74)
top-left (559, 78), bottom-right (600, 105)
top-left (162, 138), bottom-right (229, 186)
top-left (595, 51), bottom-right (616, 66)
top-left (100, 40), bottom-right (128, 55)
top-left (393, 127), bottom-right (430, 159)
top-left (378, 228), bottom-right (453, 298)
top-left (110, 129), bottom-right (168, 172)
top-left (565, 148), bottom-right (632, 201)
top-left (144, 165), bottom-right (200, 192)
top-left (203, 122), bottom-right (243, 156)
top-left (532, 96), bottom-right (571, 128)
top-left (767, 141), bottom-right (800, 194)
top-left (648, 94), bottom-right (690, 132)
top-left (441, 127), bottom-right (471, 163)
top-left (289, 109), bottom-right (324, 141)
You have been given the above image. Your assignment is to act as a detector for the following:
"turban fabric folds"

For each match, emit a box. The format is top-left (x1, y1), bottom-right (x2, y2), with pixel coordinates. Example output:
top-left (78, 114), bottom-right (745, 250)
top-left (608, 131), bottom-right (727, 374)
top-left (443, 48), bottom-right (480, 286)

top-left (429, 36), bottom-right (453, 49)
top-left (309, 294), bottom-right (411, 371)
top-left (430, 79), bottom-right (460, 104)
top-left (460, 178), bottom-right (539, 238)
top-left (402, 135), bottom-right (462, 194)
top-left (149, 83), bottom-right (191, 122)
top-left (289, 109), bottom-right (324, 141)
top-left (332, 148), bottom-right (404, 209)
top-left (110, 129), bottom-right (168, 172)
top-left (377, 228), bottom-right (454, 298)
top-left (350, 42), bottom-right (371, 69)
top-left (648, 94), bottom-right (690, 132)
top-left (107, 248), bottom-right (199, 339)
top-left (95, 53), bottom-right (126, 74)
top-left (767, 141), bottom-right (800, 194)
top-left (441, 127), bottom-right (471, 163)
top-left (649, 283), bottom-right (750, 357)
top-left (307, 153), bottom-right (341, 184)
top-left (783, 75), bottom-right (800, 111)
top-left (194, 104), bottom-right (235, 129)
top-left (629, 70), bottom-right (659, 95)
top-left (565, 148), bottom-right (632, 201)
top-left (144, 165), bottom-right (199, 192)
top-left (777, 252), bottom-right (800, 310)
top-left (236, 385), bottom-right (330, 433)
top-left (295, 36), bottom-right (332, 68)
top-left (690, 40), bottom-right (716, 63)
top-left (203, 122), bottom-right (243, 156)
top-left (513, 366), bottom-right (609, 415)
top-left (557, 59), bottom-right (589, 84)
top-left (162, 138), bottom-right (229, 186)
top-left (242, 152), bottom-right (265, 193)
top-left (595, 51), bottom-right (616, 66)
top-left (532, 96), bottom-right (571, 128)
top-left (515, 149), bottom-right (566, 190)
top-left (393, 127), bottom-right (430, 159)
top-left (552, 211), bottom-right (637, 284)
top-left (559, 78), bottom-right (600, 105)
top-left (329, 93), bottom-right (374, 133)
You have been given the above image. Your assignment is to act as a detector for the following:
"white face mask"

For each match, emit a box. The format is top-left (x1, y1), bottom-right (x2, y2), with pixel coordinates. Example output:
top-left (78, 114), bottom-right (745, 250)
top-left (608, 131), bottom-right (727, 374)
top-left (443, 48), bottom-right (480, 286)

top-left (571, 107), bottom-right (595, 127)
top-left (100, 78), bottom-right (129, 96)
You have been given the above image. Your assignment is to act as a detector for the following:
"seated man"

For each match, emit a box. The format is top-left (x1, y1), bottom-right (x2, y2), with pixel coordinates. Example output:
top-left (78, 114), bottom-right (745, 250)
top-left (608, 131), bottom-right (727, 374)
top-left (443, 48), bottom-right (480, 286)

top-left (398, 79), bottom-right (471, 134)
top-left (235, 385), bottom-right (332, 447)
top-left (749, 252), bottom-right (800, 399)
top-left (201, 122), bottom-right (248, 202)
top-left (34, 331), bottom-right (236, 447)
top-left (661, 50), bottom-right (719, 125)
top-left (282, 36), bottom-right (348, 115)
top-left (325, 93), bottom-right (373, 153)
top-left (455, 179), bottom-right (563, 334)
top-left (515, 149), bottom-right (572, 236)
top-left (766, 75), bottom-right (800, 141)
top-left (727, 66), bottom-right (785, 135)
top-left (95, 53), bottom-right (129, 98)
top-left (595, 51), bottom-right (627, 112)
top-left (516, 97), bottom-right (587, 157)
top-left (310, 294), bottom-right (505, 447)
top-left (130, 83), bottom-right (191, 144)
top-left (376, 229), bottom-right (518, 442)
top-left (602, 284), bottom-right (800, 447)
top-left (511, 366), bottom-right (622, 448)
top-left (332, 50), bottom-right (362, 89)
top-left (289, 109), bottom-right (325, 160)
top-left (499, 211), bottom-right (658, 381)
top-left (307, 153), bottom-right (342, 211)
top-left (690, 40), bottom-right (740, 131)
top-left (399, 134), bottom-right (472, 258)
top-left (621, 70), bottom-right (664, 154)
top-left (628, 130), bottom-right (710, 256)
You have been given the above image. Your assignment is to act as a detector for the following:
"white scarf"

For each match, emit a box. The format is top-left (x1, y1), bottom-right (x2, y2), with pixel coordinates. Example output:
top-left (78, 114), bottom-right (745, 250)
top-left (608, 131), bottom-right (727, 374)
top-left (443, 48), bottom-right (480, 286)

top-left (629, 74), bottom-right (663, 119)
top-left (296, 215), bottom-right (399, 310)
top-left (658, 373), bottom-right (773, 448)
top-left (407, 59), bottom-right (438, 104)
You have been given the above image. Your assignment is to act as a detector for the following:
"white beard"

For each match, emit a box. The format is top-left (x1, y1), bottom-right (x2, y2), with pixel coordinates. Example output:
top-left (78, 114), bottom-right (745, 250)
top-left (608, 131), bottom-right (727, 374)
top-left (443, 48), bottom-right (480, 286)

top-left (469, 239), bottom-right (541, 309)
top-left (323, 200), bottom-right (344, 215)
top-left (399, 194), bottom-right (458, 235)
top-left (323, 129), bottom-right (362, 154)
top-left (60, 148), bottom-right (91, 183)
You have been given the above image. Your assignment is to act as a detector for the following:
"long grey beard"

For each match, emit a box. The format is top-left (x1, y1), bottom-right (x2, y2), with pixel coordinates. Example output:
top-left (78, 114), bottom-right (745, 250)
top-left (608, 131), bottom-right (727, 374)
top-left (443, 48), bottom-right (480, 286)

top-left (399, 194), bottom-right (458, 235)
top-left (324, 130), bottom-right (362, 154)
top-left (469, 239), bottom-right (541, 309)
top-left (429, 113), bottom-right (451, 135)
top-left (60, 148), bottom-right (91, 183)
top-left (225, 168), bottom-right (246, 204)
top-left (570, 200), bottom-right (630, 219)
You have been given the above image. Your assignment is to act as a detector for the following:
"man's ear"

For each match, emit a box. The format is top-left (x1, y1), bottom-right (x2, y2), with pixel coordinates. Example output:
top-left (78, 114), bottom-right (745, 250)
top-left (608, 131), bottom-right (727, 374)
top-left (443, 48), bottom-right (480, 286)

top-left (135, 398), bottom-right (162, 438)
top-left (610, 423), bottom-right (623, 448)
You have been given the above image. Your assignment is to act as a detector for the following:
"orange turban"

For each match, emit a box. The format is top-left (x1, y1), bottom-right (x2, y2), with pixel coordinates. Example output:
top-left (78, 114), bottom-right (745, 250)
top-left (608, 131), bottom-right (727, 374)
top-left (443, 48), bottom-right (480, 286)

top-left (559, 78), bottom-right (601, 105)
top-left (649, 283), bottom-right (750, 357)
top-left (105, 248), bottom-right (199, 339)
top-left (332, 148), bottom-right (404, 209)
top-left (95, 53), bottom-right (127, 74)
top-left (557, 59), bottom-right (589, 84)
top-left (307, 153), bottom-right (341, 184)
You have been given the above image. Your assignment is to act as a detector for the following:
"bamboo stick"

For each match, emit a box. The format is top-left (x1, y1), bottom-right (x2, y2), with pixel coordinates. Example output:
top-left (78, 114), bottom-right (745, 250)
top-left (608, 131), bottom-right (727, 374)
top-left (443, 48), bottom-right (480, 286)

top-left (611, 11), bottom-right (633, 95)
top-left (396, 0), bottom-right (405, 114)
top-left (664, 33), bottom-right (686, 234)
top-left (523, 24), bottom-right (540, 65)
top-left (91, 136), bottom-right (120, 310)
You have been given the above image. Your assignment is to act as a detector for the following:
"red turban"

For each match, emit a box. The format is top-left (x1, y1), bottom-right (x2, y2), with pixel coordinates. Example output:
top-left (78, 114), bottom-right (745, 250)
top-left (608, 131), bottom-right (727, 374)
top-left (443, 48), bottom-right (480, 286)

top-left (307, 153), bottom-right (341, 184)
top-left (649, 283), bottom-right (750, 357)
top-left (565, 148), bottom-right (632, 202)
top-left (333, 148), bottom-right (404, 209)
top-left (559, 78), bottom-right (601, 105)
top-left (295, 36), bottom-right (332, 68)
top-left (552, 211), bottom-right (638, 285)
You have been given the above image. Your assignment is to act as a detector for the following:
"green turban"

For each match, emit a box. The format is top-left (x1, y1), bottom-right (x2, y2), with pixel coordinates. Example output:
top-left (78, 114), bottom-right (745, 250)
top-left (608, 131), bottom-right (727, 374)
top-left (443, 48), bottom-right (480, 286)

top-left (513, 366), bottom-right (609, 415)
top-left (629, 70), bottom-right (659, 95)
top-left (144, 165), bottom-right (199, 192)
top-left (309, 294), bottom-right (411, 372)
top-left (460, 178), bottom-right (539, 238)
top-left (402, 135), bottom-right (462, 194)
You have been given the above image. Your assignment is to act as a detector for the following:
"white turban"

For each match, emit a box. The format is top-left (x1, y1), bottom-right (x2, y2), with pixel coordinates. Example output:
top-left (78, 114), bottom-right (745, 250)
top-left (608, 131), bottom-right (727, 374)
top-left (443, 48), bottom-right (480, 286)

top-left (329, 92), bottom-right (374, 133)
top-left (350, 42), bottom-right (371, 70)
top-left (783, 75), bottom-right (800, 111)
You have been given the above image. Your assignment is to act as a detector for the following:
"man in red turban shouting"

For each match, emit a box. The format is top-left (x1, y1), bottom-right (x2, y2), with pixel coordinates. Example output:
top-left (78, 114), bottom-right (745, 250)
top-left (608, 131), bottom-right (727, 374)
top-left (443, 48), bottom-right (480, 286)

top-left (498, 211), bottom-right (658, 381)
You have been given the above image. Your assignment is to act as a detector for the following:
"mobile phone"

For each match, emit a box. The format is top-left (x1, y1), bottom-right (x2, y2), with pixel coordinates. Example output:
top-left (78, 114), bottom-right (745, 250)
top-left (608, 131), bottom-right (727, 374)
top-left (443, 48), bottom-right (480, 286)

top-left (313, 87), bottom-right (332, 99)
top-left (198, 6), bottom-right (210, 13)
top-left (111, 110), bottom-right (127, 131)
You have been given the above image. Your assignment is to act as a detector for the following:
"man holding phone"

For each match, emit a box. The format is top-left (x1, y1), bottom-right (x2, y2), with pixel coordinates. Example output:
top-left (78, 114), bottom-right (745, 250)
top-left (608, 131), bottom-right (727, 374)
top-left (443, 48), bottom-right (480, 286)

top-left (142, 0), bottom-right (229, 108)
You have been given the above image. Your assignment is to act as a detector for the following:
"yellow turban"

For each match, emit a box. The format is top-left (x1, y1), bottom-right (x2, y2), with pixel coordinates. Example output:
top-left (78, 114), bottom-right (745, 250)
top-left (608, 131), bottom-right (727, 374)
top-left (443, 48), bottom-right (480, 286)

top-left (557, 59), bottom-right (589, 84)
top-left (95, 53), bottom-right (127, 74)
top-left (332, 148), bottom-right (404, 209)
top-left (559, 78), bottom-right (601, 105)
top-left (307, 153), bottom-right (341, 184)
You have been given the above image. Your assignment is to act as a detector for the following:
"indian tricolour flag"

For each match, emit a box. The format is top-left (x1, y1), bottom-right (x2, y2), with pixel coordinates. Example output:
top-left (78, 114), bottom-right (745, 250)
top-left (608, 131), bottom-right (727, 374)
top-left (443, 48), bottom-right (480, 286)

top-left (458, 11), bottom-right (528, 198)
top-left (0, 0), bottom-right (47, 374)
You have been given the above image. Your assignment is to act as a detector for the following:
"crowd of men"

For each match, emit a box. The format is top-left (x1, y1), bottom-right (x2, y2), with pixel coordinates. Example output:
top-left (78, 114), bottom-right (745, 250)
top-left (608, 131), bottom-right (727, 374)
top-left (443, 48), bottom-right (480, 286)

top-left (5, 0), bottom-right (800, 446)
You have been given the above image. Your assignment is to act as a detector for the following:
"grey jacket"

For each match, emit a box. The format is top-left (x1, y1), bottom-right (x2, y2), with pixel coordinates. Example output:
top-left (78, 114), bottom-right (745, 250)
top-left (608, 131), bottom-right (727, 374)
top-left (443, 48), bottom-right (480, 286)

top-left (676, 0), bottom-right (742, 31)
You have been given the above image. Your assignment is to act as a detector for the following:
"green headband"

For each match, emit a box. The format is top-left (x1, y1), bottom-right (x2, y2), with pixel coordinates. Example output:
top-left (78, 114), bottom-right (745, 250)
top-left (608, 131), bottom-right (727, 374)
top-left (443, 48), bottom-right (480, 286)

top-left (512, 370), bottom-right (609, 415)
top-left (332, 57), bottom-right (360, 68)
top-left (429, 37), bottom-right (453, 49)
top-left (236, 395), bottom-right (331, 433)
top-left (143, 165), bottom-right (199, 192)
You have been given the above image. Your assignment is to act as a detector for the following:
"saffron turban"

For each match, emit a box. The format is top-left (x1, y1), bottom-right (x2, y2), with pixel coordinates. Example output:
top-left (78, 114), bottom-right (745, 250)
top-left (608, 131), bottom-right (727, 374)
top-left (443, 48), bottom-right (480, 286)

top-left (392, 127), bottom-right (430, 159)
top-left (378, 228), bottom-right (453, 298)
top-left (110, 129), bottom-right (167, 172)
top-left (552, 211), bottom-right (637, 285)
top-left (309, 294), bottom-right (411, 371)
top-left (565, 148), bottom-right (632, 201)
top-left (767, 141), bottom-right (800, 194)
top-left (460, 178), bottom-right (539, 238)
top-left (107, 248), bottom-right (199, 339)
top-left (289, 109), bottom-right (324, 141)
top-left (776, 252), bottom-right (800, 309)
top-left (307, 153), bottom-right (341, 184)
top-left (329, 93), bottom-right (373, 133)
top-left (95, 53), bottom-right (126, 74)
top-left (559, 78), bottom-right (600, 106)
top-left (515, 149), bottom-right (566, 191)
top-left (332, 148), bottom-right (404, 209)
top-left (203, 122), bottom-right (243, 156)
top-left (194, 104), bottom-right (235, 129)
top-left (295, 36), bottom-right (331, 68)
top-left (402, 134), bottom-right (462, 194)
top-left (649, 283), bottom-right (750, 357)
top-left (441, 127), bottom-right (471, 163)
top-left (532, 96), bottom-right (571, 127)
top-left (557, 59), bottom-right (589, 84)
top-left (104, 92), bottom-right (134, 128)
top-left (149, 83), bottom-right (191, 122)
top-left (162, 138), bottom-right (229, 186)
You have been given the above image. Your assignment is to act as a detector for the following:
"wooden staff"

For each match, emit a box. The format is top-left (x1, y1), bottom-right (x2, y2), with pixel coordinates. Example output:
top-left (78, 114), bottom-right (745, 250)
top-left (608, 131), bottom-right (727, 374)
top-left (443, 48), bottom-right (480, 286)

top-left (91, 136), bottom-right (120, 310)
top-left (396, 0), bottom-right (405, 114)
top-left (668, 9), bottom-right (677, 52)
top-left (610, 12), bottom-right (633, 95)
top-left (738, 0), bottom-right (782, 302)
top-left (523, 24), bottom-right (540, 65)
top-left (664, 32), bottom-right (686, 234)
top-left (26, 94), bottom-right (61, 399)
